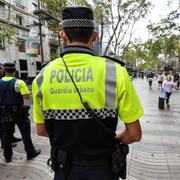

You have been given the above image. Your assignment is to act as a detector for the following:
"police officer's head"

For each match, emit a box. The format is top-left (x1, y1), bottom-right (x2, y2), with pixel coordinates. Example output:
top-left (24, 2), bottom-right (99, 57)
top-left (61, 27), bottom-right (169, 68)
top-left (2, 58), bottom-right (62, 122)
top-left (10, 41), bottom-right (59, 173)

top-left (59, 6), bottom-right (97, 48)
top-left (3, 63), bottom-right (16, 76)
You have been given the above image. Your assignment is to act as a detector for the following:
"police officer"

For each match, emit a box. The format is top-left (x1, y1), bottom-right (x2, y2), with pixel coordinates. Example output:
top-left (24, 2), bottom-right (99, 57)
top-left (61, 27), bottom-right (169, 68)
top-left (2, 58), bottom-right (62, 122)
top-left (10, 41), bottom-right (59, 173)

top-left (0, 64), bottom-right (22, 148)
top-left (32, 6), bottom-right (143, 180)
top-left (0, 63), bottom-right (41, 163)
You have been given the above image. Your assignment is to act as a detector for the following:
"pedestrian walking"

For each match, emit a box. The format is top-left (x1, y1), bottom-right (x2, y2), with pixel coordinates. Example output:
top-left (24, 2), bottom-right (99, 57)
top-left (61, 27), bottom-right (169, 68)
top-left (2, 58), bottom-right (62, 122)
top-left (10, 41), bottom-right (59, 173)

top-left (147, 72), bottom-right (154, 90)
top-left (157, 72), bottom-right (164, 89)
top-left (141, 72), bottom-right (144, 79)
top-left (0, 64), bottom-right (22, 149)
top-left (173, 72), bottom-right (180, 90)
top-left (0, 63), bottom-right (41, 163)
top-left (32, 6), bottom-right (144, 180)
top-left (162, 75), bottom-right (176, 109)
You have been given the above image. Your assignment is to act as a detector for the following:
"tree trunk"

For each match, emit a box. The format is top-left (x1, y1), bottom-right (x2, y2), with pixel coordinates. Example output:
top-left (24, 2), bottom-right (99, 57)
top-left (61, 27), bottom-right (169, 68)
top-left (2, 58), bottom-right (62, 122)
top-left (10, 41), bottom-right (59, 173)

top-left (99, 21), bottom-right (104, 55)
top-left (103, 19), bottom-right (121, 56)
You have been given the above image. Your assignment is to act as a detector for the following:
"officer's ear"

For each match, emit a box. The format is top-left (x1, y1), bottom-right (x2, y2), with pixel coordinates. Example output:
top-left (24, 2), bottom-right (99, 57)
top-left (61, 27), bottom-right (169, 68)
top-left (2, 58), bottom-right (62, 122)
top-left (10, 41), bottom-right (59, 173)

top-left (92, 31), bottom-right (98, 42)
top-left (59, 31), bottom-right (68, 43)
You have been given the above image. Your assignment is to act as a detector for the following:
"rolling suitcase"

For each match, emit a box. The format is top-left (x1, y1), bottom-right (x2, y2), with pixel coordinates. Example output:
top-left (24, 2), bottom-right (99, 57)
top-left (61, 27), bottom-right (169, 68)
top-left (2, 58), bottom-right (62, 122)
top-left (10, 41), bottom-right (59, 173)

top-left (158, 97), bottom-right (164, 110)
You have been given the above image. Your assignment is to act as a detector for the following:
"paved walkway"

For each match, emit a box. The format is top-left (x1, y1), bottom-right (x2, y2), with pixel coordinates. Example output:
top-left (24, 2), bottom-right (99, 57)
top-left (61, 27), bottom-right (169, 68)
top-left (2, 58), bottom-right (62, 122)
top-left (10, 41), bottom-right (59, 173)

top-left (0, 78), bottom-right (180, 180)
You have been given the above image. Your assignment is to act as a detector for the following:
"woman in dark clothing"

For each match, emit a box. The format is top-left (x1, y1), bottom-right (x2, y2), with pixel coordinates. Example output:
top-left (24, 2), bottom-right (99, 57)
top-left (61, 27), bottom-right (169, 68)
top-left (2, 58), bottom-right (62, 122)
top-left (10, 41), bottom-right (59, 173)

top-left (147, 72), bottom-right (154, 90)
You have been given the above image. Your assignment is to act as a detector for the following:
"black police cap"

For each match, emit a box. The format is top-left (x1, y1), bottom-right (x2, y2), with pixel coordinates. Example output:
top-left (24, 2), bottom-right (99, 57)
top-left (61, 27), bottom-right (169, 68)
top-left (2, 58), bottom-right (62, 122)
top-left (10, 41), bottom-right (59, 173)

top-left (3, 63), bottom-right (16, 69)
top-left (62, 6), bottom-right (95, 28)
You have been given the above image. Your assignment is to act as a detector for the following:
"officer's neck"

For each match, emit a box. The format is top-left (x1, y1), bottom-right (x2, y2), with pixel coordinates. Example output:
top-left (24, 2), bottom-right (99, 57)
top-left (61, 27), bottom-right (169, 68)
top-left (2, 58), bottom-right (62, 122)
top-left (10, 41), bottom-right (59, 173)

top-left (67, 41), bottom-right (93, 49)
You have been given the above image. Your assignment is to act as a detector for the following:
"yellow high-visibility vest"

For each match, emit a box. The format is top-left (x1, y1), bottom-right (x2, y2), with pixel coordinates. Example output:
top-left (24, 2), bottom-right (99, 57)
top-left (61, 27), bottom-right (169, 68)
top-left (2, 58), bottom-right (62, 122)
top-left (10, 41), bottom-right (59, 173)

top-left (32, 53), bottom-right (143, 124)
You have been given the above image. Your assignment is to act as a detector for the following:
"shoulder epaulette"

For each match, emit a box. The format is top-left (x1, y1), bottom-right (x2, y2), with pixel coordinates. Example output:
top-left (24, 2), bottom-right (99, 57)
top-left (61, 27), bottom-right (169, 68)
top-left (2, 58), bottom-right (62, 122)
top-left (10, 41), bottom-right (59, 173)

top-left (102, 56), bottom-right (125, 66)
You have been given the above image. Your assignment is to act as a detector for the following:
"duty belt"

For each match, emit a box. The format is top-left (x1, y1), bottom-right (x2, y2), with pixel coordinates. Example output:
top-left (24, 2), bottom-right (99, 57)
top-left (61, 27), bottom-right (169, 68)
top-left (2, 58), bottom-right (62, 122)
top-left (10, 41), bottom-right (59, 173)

top-left (0, 105), bottom-right (19, 112)
top-left (71, 154), bottom-right (111, 166)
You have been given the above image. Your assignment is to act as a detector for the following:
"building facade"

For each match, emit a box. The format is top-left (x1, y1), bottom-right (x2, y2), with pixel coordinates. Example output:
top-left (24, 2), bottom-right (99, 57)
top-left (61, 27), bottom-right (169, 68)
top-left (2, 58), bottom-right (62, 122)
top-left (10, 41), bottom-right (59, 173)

top-left (0, 0), bottom-right (103, 82)
top-left (0, 0), bottom-right (51, 82)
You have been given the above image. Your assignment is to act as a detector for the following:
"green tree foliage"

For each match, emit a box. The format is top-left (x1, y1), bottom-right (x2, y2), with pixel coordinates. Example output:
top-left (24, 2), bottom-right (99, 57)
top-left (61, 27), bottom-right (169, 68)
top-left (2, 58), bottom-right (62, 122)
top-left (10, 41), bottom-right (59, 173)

top-left (123, 47), bottom-right (137, 66)
top-left (147, 3), bottom-right (180, 70)
top-left (124, 2), bottom-right (180, 70)
top-left (76, 0), bottom-right (90, 6)
top-left (124, 34), bottom-right (180, 70)
top-left (162, 35), bottom-right (179, 59)
top-left (147, 8), bottom-right (180, 38)
top-left (0, 23), bottom-right (17, 49)
top-left (40, 0), bottom-right (152, 57)
top-left (40, 0), bottom-right (67, 40)
top-left (92, 0), bottom-right (152, 56)
top-left (41, 0), bottom-right (89, 24)
top-left (42, 0), bottom-right (67, 19)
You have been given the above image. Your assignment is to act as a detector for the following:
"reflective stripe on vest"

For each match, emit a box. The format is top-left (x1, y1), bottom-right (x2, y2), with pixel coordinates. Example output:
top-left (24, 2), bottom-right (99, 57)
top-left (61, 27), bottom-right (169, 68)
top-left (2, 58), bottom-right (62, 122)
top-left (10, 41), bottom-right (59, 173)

top-left (105, 59), bottom-right (116, 109)
top-left (36, 68), bottom-right (45, 101)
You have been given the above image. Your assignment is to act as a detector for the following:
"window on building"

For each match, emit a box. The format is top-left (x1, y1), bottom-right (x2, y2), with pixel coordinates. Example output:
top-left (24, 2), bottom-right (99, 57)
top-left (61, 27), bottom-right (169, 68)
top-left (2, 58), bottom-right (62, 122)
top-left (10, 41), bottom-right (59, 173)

top-left (0, 2), bottom-right (5, 16)
top-left (15, 0), bottom-right (25, 10)
top-left (15, 0), bottom-right (23, 5)
top-left (33, 21), bottom-right (39, 26)
top-left (19, 59), bottom-right (27, 71)
top-left (36, 62), bottom-right (41, 70)
top-left (0, 39), bottom-right (5, 50)
top-left (20, 72), bottom-right (28, 81)
top-left (16, 15), bottom-right (23, 26)
top-left (32, 3), bottom-right (38, 10)
top-left (17, 39), bottom-right (26, 52)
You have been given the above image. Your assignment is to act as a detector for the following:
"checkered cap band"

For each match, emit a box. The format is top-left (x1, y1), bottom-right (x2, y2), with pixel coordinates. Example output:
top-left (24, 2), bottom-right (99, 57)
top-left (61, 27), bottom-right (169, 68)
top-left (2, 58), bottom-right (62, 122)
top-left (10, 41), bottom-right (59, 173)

top-left (43, 108), bottom-right (117, 120)
top-left (62, 19), bottom-right (95, 28)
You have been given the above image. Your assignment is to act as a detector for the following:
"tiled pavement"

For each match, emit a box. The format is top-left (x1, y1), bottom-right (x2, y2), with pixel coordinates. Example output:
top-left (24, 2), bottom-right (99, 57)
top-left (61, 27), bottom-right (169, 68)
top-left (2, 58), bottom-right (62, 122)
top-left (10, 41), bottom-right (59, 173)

top-left (0, 78), bottom-right (180, 180)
